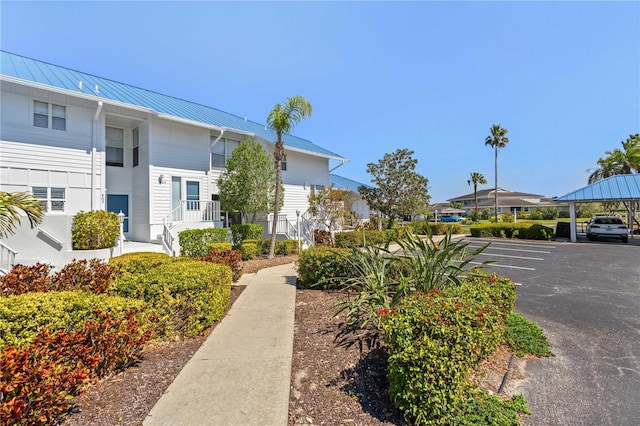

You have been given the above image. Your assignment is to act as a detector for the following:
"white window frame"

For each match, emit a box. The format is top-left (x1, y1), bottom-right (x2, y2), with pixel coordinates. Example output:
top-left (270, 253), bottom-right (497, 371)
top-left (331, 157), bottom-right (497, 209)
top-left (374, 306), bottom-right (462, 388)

top-left (106, 126), bottom-right (125, 167)
top-left (33, 100), bottom-right (66, 131)
top-left (32, 186), bottom-right (66, 213)
top-left (210, 137), bottom-right (241, 168)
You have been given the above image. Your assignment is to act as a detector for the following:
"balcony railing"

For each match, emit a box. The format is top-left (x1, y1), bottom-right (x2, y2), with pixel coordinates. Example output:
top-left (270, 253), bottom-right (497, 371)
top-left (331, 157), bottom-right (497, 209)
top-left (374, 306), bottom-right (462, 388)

top-left (167, 200), bottom-right (221, 227)
top-left (0, 241), bottom-right (17, 275)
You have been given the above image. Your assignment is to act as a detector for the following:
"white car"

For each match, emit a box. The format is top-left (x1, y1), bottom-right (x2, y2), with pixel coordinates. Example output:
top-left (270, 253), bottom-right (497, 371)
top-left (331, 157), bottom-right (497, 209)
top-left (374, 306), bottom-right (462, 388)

top-left (587, 216), bottom-right (629, 243)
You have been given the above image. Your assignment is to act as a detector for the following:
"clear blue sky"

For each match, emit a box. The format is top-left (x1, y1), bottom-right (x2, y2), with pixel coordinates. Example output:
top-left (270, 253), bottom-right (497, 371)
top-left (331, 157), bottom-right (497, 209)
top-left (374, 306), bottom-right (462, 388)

top-left (2, 1), bottom-right (638, 203)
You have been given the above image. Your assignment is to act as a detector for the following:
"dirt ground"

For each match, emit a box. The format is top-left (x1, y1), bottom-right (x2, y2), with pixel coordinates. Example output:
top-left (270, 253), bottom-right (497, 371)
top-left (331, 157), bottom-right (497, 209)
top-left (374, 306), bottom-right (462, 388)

top-left (63, 255), bottom-right (527, 426)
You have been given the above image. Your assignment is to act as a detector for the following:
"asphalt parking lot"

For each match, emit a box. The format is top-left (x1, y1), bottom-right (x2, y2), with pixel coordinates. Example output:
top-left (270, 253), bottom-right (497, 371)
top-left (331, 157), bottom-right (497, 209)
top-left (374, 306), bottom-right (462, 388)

top-left (465, 237), bottom-right (640, 425)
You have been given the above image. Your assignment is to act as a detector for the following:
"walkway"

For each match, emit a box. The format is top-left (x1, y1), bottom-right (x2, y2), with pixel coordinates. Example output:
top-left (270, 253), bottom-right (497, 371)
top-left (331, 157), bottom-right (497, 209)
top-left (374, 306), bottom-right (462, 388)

top-left (143, 263), bottom-right (297, 426)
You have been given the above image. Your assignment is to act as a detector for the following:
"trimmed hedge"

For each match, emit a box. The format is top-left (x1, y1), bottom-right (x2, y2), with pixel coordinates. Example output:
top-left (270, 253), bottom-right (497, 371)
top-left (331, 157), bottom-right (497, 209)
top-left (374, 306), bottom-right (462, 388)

top-left (333, 228), bottom-right (403, 248)
top-left (230, 224), bottom-right (264, 246)
top-left (206, 242), bottom-right (233, 253)
top-left (382, 274), bottom-right (517, 425)
top-left (179, 228), bottom-right (229, 257)
top-left (0, 291), bottom-right (147, 350)
top-left (110, 260), bottom-right (231, 338)
top-left (469, 223), bottom-right (554, 240)
top-left (109, 252), bottom-right (173, 275)
top-left (1, 310), bottom-right (153, 425)
top-left (297, 247), bottom-right (355, 289)
top-left (410, 221), bottom-right (463, 235)
top-left (198, 250), bottom-right (243, 282)
top-left (277, 239), bottom-right (299, 255)
top-left (240, 242), bottom-right (261, 260)
top-left (72, 210), bottom-right (120, 250)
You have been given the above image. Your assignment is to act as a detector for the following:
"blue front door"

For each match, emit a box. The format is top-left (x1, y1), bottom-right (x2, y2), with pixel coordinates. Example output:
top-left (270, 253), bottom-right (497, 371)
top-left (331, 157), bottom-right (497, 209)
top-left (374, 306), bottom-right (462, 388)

top-left (107, 194), bottom-right (129, 232)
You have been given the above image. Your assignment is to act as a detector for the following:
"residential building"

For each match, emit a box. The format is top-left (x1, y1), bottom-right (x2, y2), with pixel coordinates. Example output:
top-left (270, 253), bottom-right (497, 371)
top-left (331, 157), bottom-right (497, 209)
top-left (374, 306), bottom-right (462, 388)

top-left (329, 173), bottom-right (372, 222)
top-left (447, 187), bottom-right (566, 216)
top-left (0, 51), bottom-right (346, 266)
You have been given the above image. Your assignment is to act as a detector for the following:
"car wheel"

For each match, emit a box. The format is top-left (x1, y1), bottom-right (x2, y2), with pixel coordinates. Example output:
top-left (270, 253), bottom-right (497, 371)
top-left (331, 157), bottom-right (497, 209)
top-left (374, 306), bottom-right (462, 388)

top-left (622, 236), bottom-right (628, 243)
top-left (587, 234), bottom-right (595, 241)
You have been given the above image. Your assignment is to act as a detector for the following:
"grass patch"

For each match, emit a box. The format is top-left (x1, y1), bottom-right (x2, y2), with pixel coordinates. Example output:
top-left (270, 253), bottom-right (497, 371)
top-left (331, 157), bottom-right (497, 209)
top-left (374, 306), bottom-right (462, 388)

top-left (504, 312), bottom-right (553, 357)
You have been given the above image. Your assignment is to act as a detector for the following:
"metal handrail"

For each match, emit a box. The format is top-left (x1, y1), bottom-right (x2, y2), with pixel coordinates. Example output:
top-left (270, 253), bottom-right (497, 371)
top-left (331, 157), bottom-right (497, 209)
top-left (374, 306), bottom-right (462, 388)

top-left (0, 241), bottom-right (17, 275)
top-left (163, 200), bottom-right (221, 228)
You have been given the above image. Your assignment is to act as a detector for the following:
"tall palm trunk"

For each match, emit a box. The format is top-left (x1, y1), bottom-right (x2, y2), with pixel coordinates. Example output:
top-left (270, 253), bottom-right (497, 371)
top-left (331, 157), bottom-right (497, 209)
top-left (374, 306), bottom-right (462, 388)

top-left (494, 145), bottom-right (498, 223)
top-left (269, 140), bottom-right (284, 258)
top-left (474, 182), bottom-right (479, 218)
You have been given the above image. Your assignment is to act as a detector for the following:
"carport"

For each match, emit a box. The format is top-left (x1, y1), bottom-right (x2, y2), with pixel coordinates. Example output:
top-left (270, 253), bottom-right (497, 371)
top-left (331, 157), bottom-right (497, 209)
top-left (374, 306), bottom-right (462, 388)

top-left (554, 174), bottom-right (640, 242)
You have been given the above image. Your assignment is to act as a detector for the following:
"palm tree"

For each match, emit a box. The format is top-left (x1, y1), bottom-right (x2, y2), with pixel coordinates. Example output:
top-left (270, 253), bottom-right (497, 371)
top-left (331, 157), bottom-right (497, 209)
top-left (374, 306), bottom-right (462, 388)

top-left (266, 96), bottom-right (312, 258)
top-left (467, 172), bottom-right (487, 220)
top-left (0, 191), bottom-right (44, 238)
top-left (588, 134), bottom-right (640, 183)
top-left (484, 124), bottom-right (510, 223)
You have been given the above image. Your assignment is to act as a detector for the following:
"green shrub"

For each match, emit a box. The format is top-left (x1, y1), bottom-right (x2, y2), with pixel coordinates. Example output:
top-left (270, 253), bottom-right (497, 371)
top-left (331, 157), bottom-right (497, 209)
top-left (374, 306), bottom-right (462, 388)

top-left (1, 310), bottom-right (153, 425)
top-left (198, 250), bottom-right (243, 282)
top-left (410, 221), bottom-right (463, 235)
top-left (0, 291), bottom-right (147, 349)
top-left (501, 211), bottom-right (515, 223)
top-left (454, 391), bottom-right (531, 425)
top-left (382, 275), bottom-right (517, 425)
top-left (230, 224), bottom-right (264, 246)
top-left (469, 223), bottom-right (553, 240)
top-left (333, 229), bottom-right (398, 248)
top-left (109, 252), bottom-right (173, 275)
top-left (505, 312), bottom-right (553, 357)
top-left (179, 228), bottom-right (229, 257)
top-left (72, 210), bottom-right (120, 250)
top-left (110, 260), bottom-right (231, 338)
top-left (297, 247), bottom-right (355, 289)
top-left (277, 239), bottom-right (298, 255)
top-left (206, 242), bottom-right (233, 253)
top-left (240, 242), bottom-right (261, 260)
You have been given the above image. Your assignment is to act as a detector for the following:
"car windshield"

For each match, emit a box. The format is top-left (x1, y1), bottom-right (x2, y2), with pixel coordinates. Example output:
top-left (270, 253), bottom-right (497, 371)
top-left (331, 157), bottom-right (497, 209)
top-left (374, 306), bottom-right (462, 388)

top-left (594, 218), bottom-right (624, 225)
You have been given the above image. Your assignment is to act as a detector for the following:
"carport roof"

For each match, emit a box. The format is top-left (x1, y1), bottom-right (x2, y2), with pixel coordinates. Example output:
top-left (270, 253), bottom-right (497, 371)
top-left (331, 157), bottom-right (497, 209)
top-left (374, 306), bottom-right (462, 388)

top-left (554, 174), bottom-right (640, 202)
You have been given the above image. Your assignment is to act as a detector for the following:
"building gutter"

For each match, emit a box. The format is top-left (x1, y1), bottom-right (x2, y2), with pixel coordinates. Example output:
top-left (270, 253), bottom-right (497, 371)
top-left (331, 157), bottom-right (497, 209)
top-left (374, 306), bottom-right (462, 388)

top-left (329, 159), bottom-right (347, 173)
top-left (91, 101), bottom-right (103, 210)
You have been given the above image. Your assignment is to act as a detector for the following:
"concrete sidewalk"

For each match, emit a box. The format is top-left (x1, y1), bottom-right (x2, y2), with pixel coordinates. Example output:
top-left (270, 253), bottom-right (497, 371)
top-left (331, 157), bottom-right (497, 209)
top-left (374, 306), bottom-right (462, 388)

top-left (144, 263), bottom-right (297, 426)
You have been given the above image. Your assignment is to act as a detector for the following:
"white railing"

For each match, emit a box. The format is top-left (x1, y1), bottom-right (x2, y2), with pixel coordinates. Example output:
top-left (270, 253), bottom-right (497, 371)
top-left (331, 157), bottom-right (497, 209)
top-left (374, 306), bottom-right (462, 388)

top-left (162, 224), bottom-right (176, 256)
top-left (0, 241), bottom-right (17, 275)
top-left (267, 212), bottom-right (317, 248)
top-left (165, 200), bottom-right (221, 227)
top-left (268, 215), bottom-right (297, 239)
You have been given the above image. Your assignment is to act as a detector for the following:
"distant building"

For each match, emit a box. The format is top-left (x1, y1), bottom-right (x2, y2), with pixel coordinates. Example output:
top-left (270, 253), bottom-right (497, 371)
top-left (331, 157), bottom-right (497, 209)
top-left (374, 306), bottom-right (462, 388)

top-left (329, 174), bottom-right (372, 222)
top-left (447, 187), bottom-right (566, 215)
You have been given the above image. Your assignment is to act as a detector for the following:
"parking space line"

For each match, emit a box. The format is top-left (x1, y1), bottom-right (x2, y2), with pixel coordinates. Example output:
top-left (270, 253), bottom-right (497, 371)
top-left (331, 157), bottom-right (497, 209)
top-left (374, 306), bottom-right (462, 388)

top-left (466, 245), bottom-right (551, 254)
top-left (477, 252), bottom-right (544, 261)
top-left (470, 261), bottom-right (536, 271)
top-left (467, 239), bottom-right (557, 249)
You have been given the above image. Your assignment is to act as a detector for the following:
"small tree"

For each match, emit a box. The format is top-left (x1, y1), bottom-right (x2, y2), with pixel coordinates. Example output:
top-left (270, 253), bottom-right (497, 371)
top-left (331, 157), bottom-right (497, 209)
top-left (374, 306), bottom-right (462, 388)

top-left (217, 139), bottom-right (280, 223)
top-left (308, 186), bottom-right (354, 244)
top-left (358, 149), bottom-right (430, 228)
top-left (467, 172), bottom-right (487, 220)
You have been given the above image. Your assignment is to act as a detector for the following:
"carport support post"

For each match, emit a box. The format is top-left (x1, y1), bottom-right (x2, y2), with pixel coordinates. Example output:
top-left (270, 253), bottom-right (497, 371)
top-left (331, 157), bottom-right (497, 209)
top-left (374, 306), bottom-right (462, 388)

top-left (569, 202), bottom-right (577, 242)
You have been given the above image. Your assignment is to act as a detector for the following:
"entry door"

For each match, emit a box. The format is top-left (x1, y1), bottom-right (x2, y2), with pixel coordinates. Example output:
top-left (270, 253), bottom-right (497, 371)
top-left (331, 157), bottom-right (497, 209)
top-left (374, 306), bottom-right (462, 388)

top-left (106, 194), bottom-right (129, 232)
top-left (172, 177), bottom-right (181, 221)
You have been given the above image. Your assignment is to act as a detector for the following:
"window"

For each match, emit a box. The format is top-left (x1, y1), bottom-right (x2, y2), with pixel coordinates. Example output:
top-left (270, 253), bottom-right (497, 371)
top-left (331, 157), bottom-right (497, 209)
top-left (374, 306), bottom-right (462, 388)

top-left (32, 187), bottom-right (65, 212)
top-left (33, 101), bottom-right (66, 130)
top-left (186, 181), bottom-right (200, 210)
top-left (106, 126), bottom-right (124, 167)
top-left (132, 127), bottom-right (139, 167)
top-left (210, 137), bottom-right (240, 168)
top-left (276, 154), bottom-right (288, 171)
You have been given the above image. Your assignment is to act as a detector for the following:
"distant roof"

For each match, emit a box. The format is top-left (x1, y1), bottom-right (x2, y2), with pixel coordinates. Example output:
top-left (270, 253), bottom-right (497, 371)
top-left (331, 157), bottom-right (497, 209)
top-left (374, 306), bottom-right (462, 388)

top-left (329, 174), bottom-right (371, 193)
top-left (0, 50), bottom-right (345, 160)
top-left (448, 187), bottom-right (545, 202)
top-left (554, 174), bottom-right (640, 202)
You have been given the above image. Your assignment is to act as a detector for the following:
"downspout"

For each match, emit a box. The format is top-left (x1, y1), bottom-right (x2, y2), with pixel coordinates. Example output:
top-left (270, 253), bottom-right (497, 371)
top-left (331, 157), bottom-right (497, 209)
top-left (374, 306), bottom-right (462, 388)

top-left (208, 129), bottom-right (225, 208)
top-left (91, 101), bottom-right (103, 211)
top-left (329, 159), bottom-right (346, 173)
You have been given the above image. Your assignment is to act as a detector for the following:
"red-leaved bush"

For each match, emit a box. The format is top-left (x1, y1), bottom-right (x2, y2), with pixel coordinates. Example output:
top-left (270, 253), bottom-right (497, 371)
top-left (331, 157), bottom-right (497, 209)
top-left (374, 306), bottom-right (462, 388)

top-left (0, 259), bottom-right (120, 297)
top-left (0, 310), bottom-right (154, 425)
top-left (198, 249), bottom-right (243, 282)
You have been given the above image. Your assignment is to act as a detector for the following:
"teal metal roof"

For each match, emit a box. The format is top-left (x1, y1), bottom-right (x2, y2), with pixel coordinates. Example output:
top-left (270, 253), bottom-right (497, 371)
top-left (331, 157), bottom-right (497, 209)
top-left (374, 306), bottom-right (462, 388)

top-left (0, 51), bottom-right (345, 160)
top-left (555, 174), bottom-right (640, 202)
top-left (329, 174), bottom-right (372, 192)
